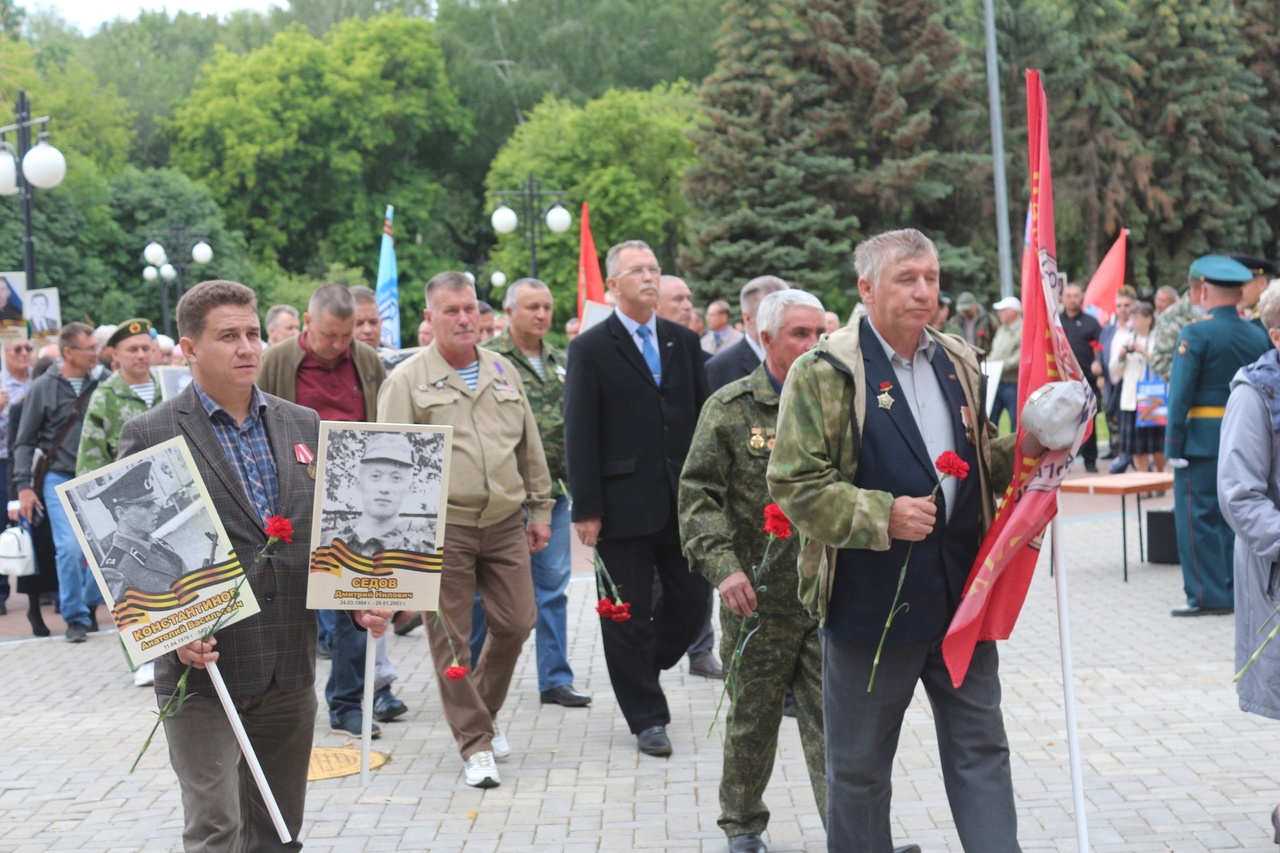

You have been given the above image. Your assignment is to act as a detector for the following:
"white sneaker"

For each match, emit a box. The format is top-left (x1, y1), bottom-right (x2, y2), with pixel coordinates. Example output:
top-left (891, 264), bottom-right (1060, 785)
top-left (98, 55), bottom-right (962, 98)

top-left (463, 750), bottom-right (500, 788)
top-left (133, 661), bottom-right (155, 687)
top-left (491, 719), bottom-right (511, 760)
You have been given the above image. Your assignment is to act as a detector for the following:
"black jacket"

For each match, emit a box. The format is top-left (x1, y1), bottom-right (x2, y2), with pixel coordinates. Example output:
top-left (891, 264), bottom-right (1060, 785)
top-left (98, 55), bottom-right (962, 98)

top-left (706, 336), bottom-right (762, 393)
top-left (13, 365), bottom-right (103, 488)
top-left (564, 311), bottom-right (709, 540)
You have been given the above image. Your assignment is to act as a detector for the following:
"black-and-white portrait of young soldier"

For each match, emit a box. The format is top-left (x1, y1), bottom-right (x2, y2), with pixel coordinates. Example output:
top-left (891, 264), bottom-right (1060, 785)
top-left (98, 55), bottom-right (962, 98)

top-left (318, 428), bottom-right (444, 556)
top-left (25, 288), bottom-right (60, 334)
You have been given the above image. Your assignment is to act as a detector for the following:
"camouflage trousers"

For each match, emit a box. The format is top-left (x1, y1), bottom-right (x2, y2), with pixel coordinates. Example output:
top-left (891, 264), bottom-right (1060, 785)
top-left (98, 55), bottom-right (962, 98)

top-left (717, 608), bottom-right (826, 837)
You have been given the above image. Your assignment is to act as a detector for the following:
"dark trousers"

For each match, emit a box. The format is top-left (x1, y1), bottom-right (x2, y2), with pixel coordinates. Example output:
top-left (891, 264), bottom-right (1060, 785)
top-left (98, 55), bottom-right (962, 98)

top-left (1174, 458), bottom-right (1234, 609)
top-left (822, 635), bottom-right (1020, 853)
top-left (163, 678), bottom-right (316, 852)
top-left (596, 509), bottom-right (710, 733)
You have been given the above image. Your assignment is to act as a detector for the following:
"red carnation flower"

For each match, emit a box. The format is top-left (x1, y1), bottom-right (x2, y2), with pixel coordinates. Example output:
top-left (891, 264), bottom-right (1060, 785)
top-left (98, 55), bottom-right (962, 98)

top-left (935, 450), bottom-right (970, 481)
top-left (609, 601), bottom-right (632, 622)
top-left (763, 503), bottom-right (792, 540)
top-left (265, 515), bottom-right (294, 544)
top-left (445, 664), bottom-right (469, 680)
top-left (596, 598), bottom-right (615, 618)
top-left (1089, 339), bottom-right (1104, 354)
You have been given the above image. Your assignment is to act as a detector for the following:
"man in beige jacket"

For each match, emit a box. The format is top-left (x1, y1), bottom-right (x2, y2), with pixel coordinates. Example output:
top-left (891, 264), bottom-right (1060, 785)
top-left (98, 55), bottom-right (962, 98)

top-left (378, 271), bottom-right (553, 789)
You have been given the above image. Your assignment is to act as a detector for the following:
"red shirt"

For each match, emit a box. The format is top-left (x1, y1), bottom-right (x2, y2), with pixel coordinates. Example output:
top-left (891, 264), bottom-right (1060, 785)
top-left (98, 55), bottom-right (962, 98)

top-left (296, 331), bottom-right (365, 422)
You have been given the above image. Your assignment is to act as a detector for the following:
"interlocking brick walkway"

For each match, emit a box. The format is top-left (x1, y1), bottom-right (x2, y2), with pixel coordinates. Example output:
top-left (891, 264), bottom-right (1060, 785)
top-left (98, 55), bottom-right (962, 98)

top-left (3, 500), bottom-right (1278, 851)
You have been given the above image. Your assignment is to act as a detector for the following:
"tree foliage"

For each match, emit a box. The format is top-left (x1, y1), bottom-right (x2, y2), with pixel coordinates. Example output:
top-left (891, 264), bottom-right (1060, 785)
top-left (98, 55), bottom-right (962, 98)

top-left (485, 84), bottom-right (699, 326)
top-left (169, 13), bottom-right (472, 282)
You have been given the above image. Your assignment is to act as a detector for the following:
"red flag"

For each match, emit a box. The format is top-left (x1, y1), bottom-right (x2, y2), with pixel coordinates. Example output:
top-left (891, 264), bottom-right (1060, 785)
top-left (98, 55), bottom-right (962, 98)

top-left (1083, 230), bottom-right (1128, 325)
top-left (577, 202), bottom-right (605, 322)
top-left (941, 70), bottom-right (1097, 687)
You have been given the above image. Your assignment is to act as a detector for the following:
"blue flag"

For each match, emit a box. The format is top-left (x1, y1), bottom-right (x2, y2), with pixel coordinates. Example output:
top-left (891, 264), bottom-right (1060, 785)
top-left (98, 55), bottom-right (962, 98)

top-left (375, 205), bottom-right (400, 348)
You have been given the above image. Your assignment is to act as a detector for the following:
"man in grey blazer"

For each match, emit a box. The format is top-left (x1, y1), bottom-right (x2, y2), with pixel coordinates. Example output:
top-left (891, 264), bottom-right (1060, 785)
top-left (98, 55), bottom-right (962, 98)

top-left (118, 280), bottom-right (390, 853)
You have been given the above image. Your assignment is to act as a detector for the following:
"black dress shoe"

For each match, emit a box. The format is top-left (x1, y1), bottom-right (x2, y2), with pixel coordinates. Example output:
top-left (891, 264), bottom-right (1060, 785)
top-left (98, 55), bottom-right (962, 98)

top-left (1083, 460), bottom-right (1098, 473)
top-left (27, 609), bottom-right (49, 638)
top-left (689, 652), bottom-right (724, 679)
top-left (540, 684), bottom-right (592, 707)
top-left (728, 833), bottom-right (767, 853)
top-left (1270, 804), bottom-right (1279, 844)
top-left (86, 606), bottom-right (99, 633)
top-left (636, 725), bottom-right (672, 757)
top-left (894, 845), bottom-right (922, 853)
top-left (1171, 604), bottom-right (1233, 617)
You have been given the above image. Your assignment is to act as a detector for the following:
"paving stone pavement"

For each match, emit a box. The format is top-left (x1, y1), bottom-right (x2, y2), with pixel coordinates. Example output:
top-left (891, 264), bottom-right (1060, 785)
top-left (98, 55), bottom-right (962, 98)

top-left (2, 510), bottom-right (1280, 852)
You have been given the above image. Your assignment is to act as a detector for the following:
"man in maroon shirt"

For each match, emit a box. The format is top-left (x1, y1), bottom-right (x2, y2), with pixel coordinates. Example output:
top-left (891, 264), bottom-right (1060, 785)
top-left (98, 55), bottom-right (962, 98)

top-left (259, 284), bottom-right (408, 735)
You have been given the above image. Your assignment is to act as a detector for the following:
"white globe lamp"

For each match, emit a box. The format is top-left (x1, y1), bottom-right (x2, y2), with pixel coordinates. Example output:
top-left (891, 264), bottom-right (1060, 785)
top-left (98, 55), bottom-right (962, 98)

top-left (191, 241), bottom-right (214, 264)
top-left (545, 204), bottom-right (571, 234)
top-left (159, 263), bottom-right (177, 281)
top-left (0, 149), bottom-right (17, 196)
top-left (491, 205), bottom-right (518, 235)
top-left (490, 271), bottom-right (507, 289)
top-left (142, 266), bottom-right (158, 282)
top-left (21, 140), bottom-right (66, 190)
top-left (144, 242), bottom-right (167, 267)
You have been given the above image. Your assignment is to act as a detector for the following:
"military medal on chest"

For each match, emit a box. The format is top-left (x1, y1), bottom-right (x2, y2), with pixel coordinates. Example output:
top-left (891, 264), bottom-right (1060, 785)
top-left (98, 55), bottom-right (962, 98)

top-left (749, 427), bottom-right (766, 450)
top-left (877, 381), bottom-right (894, 411)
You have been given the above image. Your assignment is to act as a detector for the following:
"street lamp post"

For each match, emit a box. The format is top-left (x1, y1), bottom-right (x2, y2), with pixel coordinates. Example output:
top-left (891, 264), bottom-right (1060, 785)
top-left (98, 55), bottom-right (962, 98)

top-left (490, 174), bottom-right (572, 279)
top-left (0, 90), bottom-right (67, 292)
top-left (142, 221), bottom-right (213, 336)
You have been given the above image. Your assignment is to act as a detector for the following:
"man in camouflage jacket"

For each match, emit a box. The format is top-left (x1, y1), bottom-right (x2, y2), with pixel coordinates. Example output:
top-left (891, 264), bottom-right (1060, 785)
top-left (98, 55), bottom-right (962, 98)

top-left (76, 319), bottom-right (164, 476)
top-left (476, 277), bottom-right (590, 707)
top-left (1149, 264), bottom-right (1207, 382)
top-left (767, 230), bottom-right (1017, 853)
top-left (679, 290), bottom-right (828, 853)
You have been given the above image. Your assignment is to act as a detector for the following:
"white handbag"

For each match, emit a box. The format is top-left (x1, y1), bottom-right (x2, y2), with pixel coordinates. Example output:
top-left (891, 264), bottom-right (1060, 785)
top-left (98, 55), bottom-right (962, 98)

top-left (0, 524), bottom-right (35, 577)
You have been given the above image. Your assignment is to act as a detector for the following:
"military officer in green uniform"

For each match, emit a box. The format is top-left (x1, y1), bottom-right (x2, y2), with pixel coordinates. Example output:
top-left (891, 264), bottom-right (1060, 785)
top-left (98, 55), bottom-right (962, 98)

top-left (76, 318), bottom-right (164, 476)
top-left (679, 289), bottom-right (829, 853)
top-left (332, 431), bottom-right (433, 554)
top-left (92, 460), bottom-right (187, 601)
top-left (1166, 255), bottom-right (1272, 616)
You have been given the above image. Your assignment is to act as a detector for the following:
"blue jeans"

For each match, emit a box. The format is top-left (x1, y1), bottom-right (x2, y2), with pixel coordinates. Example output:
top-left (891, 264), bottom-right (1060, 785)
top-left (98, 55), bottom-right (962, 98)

top-left (317, 608), bottom-right (336, 647)
top-left (470, 495), bottom-right (574, 692)
top-left (990, 380), bottom-right (1019, 432)
top-left (324, 611), bottom-right (367, 719)
top-left (45, 470), bottom-right (100, 627)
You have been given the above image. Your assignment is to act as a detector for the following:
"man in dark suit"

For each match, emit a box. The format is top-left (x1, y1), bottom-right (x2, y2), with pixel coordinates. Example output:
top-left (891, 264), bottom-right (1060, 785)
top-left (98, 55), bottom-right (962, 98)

top-left (564, 239), bottom-right (712, 757)
top-left (118, 279), bottom-right (389, 852)
top-left (706, 276), bottom-right (789, 393)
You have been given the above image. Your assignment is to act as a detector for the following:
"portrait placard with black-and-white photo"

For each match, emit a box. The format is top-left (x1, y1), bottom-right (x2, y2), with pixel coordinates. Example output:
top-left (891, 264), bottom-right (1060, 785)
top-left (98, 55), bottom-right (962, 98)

top-left (54, 436), bottom-right (260, 664)
top-left (155, 365), bottom-right (193, 399)
top-left (0, 272), bottom-right (26, 341)
top-left (307, 423), bottom-right (452, 611)
top-left (24, 286), bottom-right (60, 346)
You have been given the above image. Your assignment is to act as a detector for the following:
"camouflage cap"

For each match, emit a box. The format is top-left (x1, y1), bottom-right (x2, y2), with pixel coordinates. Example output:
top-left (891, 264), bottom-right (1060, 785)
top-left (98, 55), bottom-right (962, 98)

top-left (360, 432), bottom-right (414, 467)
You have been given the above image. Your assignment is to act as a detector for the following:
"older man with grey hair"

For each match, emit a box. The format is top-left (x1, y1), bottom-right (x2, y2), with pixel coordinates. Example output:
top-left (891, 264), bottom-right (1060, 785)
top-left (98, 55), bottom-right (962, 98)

top-left (680, 288), bottom-right (829, 853)
top-left (769, 228), bottom-right (1020, 853)
top-left (265, 303), bottom-right (300, 346)
top-left (707, 275), bottom-right (790, 392)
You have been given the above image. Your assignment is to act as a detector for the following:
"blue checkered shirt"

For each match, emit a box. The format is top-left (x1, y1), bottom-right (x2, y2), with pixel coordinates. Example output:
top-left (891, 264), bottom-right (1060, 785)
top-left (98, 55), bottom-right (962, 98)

top-left (192, 382), bottom-right (279, 523)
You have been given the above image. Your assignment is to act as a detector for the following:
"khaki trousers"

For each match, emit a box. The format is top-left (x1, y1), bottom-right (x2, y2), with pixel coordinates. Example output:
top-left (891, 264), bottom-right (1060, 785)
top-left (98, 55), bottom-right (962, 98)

top-left (426, 510), bottom-right (536, 758)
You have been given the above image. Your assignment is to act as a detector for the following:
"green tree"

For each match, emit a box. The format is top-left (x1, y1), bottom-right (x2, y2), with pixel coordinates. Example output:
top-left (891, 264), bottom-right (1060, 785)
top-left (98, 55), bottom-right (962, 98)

top-left (685, 0), bottom-right (988, 312)
top-left (1121, 0), bottom-right (1277, 288)
top-left (485, 84), bottom-right (699, 327)
top-left (682, 0), bottom-right (861, 311)
top-left (168, 14), bottom-right (472, 282)
top-left (1236, 0), bottom-right (1280, 255)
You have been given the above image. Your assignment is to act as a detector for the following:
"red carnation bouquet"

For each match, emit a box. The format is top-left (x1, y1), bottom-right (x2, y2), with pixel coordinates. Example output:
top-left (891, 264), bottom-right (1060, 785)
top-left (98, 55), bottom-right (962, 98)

top-left (867, 452), bottom-right (969, 692)
top-left (594, 553), bottom-right (633, 623)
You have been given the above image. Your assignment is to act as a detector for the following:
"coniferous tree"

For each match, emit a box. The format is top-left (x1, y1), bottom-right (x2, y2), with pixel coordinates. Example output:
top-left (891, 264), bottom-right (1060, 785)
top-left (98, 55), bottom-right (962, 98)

top-left (1123, 0), bottom-right (1278, 288)
top-left (1235, 0), bottom-right (1280, 255)
top-left (682, 0), bottom-right (861, 311)
top-left (683, 0), bottom-right (992, 313)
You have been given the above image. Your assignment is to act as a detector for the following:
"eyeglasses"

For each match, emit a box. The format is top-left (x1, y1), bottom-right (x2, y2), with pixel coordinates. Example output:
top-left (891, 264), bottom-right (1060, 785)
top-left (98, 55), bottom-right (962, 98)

top-left (616, 265), bottom-right (662, 279)
top-left (9, 345), bottom-right (31, 353)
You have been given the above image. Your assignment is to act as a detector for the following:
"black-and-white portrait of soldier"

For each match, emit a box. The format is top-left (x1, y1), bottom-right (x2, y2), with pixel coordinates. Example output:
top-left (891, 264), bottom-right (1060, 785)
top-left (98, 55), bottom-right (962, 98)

top-left (59, 441), bottom-right (231, 606)
top-left (25, 288), bottom-right (59, 334)
top-left (318, 428), bottom-right (444, 556)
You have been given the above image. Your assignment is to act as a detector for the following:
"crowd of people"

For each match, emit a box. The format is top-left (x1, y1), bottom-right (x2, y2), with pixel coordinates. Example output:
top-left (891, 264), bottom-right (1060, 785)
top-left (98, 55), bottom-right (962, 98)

top-left (4, 230), bottom-right (1280, 853)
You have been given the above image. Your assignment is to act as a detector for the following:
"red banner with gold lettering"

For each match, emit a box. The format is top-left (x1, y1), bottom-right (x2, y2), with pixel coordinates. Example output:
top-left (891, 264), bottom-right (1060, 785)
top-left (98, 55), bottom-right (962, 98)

top-left (941, 70), bottom-right (1097, 687)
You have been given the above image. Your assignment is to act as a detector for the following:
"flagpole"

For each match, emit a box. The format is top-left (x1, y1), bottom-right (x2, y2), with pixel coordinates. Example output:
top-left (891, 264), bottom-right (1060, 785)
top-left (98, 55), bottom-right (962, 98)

top-left (983, 0), bottom-right (1015, 299)
top-left (1051, 499), bottom-right (1090, 851)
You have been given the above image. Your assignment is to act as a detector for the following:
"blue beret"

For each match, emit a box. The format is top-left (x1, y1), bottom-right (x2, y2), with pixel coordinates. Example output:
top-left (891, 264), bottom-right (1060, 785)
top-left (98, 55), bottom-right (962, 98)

top-left (1190, 255), bottom-right (1252, 287)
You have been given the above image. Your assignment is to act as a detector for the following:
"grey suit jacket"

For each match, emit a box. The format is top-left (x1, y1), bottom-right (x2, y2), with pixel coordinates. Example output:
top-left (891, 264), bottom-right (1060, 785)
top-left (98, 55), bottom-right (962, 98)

top-left (117, 383), bottom-right (321, 701)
